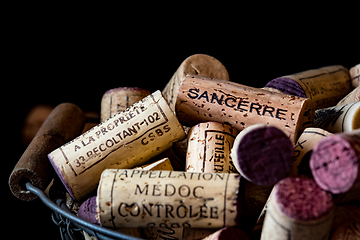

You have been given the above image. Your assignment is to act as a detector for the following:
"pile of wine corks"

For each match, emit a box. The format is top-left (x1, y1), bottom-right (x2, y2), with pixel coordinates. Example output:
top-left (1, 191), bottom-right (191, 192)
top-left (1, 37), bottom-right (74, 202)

top-left (25, 56), bottom-right (360, 239)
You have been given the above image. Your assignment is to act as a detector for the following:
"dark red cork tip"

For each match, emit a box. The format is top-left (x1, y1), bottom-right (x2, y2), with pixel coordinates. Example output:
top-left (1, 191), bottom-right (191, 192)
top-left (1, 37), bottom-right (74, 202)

top-left (275, 176), bottom-right (333, 221)
top-left (234, 125), bottom-right (294, 186)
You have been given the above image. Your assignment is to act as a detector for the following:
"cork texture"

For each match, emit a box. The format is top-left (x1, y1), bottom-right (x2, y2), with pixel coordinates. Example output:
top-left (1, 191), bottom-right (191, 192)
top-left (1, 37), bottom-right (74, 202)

top-left (175, 75), bottom-right (314, 145)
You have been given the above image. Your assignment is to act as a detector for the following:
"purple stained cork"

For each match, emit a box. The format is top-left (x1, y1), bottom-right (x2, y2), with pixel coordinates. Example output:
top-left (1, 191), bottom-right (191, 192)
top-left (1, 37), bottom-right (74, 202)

top-left (48, 155), bottom-right (76, 200)
top-left (309, 132), bottom-right (360, 194)
top-left (78, 196), bottom-right (99, 224)
top-left (275, 176), bottom-right (334, 221)
top-left (264, 77), bottom-right (307, 98)
top-left (231, 124), bottom-right (294, 186)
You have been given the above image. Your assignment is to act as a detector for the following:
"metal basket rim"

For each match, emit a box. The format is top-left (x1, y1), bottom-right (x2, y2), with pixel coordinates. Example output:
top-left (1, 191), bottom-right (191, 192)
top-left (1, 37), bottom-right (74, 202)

top-left (25, 182), bottom-right (142, 240)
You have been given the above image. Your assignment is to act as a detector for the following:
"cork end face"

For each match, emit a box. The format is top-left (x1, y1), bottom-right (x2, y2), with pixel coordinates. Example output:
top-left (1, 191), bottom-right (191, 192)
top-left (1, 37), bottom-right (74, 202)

top-left (9, 169), bottom-right (40, 201)
top-left (309, 135), bottom-right (359, 194)
top-left (265, 77), bottom-right (307, 98)
top-left (103, 87), bottom-right (151, 96)
top-left (275, 176), bottom-right (333, 221)
top-left (182, 54), bottom-right (230, 81)
top-left (78, 196), bottom-right (99, 224)
top-left (232, 125), bottom-right (294, 186)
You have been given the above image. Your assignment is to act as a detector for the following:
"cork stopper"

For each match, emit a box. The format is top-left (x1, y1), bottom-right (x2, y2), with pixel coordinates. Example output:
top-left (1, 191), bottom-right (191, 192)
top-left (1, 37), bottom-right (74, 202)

top-left (350, 63), bottom-right (360, 88)
top-left (275, 176), bottom-right (333, 221)
top-left (231, 124), bottom-right (293, 186)
top-left (309, 131), bottom-right (360, 194)
top-left (264, 77), bottom-right (307, 98)
top-left (78, 196), bottom-right (99, 224)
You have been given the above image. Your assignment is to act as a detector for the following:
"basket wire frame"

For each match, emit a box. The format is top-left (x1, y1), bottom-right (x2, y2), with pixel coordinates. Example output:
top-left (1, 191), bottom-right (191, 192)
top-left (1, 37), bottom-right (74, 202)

top-left (25, 182), bottom-right (142, 240)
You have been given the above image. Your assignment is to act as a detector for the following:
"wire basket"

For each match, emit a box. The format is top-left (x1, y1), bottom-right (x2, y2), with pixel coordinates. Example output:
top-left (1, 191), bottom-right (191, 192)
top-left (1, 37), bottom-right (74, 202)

top-left (25, 182), bottom-right (142, 240)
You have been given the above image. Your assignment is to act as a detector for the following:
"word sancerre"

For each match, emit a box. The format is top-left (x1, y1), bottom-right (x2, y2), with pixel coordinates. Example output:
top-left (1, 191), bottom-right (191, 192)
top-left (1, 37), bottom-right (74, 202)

top-left (187, 88), bottom-right (288, 120)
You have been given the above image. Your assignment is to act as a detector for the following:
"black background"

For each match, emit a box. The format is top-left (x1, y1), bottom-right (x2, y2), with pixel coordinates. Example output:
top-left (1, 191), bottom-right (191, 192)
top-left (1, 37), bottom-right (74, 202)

top-left (4, 8), bottom-right (359, 240)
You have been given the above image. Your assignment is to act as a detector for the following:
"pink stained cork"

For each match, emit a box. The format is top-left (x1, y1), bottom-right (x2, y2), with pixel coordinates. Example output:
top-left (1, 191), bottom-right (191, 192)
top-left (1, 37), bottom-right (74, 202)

top-left (275, 176), bottom-right (334, 221)
top-left (309, 130), bottom-right (360, 194)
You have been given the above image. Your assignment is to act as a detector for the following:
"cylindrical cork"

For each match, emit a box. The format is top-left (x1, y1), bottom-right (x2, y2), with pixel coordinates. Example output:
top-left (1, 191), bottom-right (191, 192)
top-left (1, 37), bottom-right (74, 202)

top-left (97, 169), bottom-right (242, 229)
top-left (309, 129), bottom-right (360, 195)
top-left (260, 176), bottom-right (334, 240)
top-left (100, 87), bottom-right (151, 122)
top-left (350, 64), bottom-right (360, 88)
top-left (314, 102), bottom-right (360, 133)
top-left (230, 124), bottom-right (294, 186)
top-left (9, 103), bottom-right (85, 201)
top-left (336, 86), bottom-right (360, 106)
top-left (186, 122), bottom-right (239, 173)
top-left (291, 127), bottom-right (333, 177)
top-left (202, 227), bottom-right (249, 240)
top-left (182, 122), bottom-right (239, 238)
top-left (48, 91), bottom-right (186, 200)
top-left (162, 54), bottom-right (229, 112)
top-left (175, 75), bottom-right (314, 145)
top-left (134, 157), bottom-right (174, 171)
top-left (264, 65), bottom-right (352, 109)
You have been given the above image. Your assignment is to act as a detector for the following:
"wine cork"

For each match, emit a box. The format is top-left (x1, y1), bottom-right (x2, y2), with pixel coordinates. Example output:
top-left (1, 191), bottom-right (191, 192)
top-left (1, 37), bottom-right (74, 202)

top-left (231, 124), bottom-right (294, 186)
top-left (331, 221), bottom-right (360, 240)
top-left (309, 129), bottom-right (360, 194)
top-left (79, 196), bottom-right (99, 224)
top-left (264, 65), bottom-right (352, 109)
top-left (336, 86), bottom-right (360, 106)
top-left (175, 75), bottom-right (314, 145)
top-left (260, 176), bottom-right (334, 240)
top-left (78, 196), bottom-right (144, 239)
top-left (291, 127), bottom-right (333, 176)
top-left (202, 227), bottom-right (249, 240)
top-left (186, 122), bottom-right (239, 173)
top-left (100, 87), bottom-right (151, 122)
top-left (134, 157), bottom-right (174, 171)
top-left (162, 54), bottom-right (229, 112)
top-left (314, 102), bottom-right (360, 133)
top-left (97, 169), bottom-right (242, 229)
top-left (183, 122), bottom-right (239, 238)
top-left (48, 91), bottom-right (186, 200)
top-left (350, 64), bottom-right (360, 88)
top-left (9, 103), bottom-right (85, 201)
top-left (144, 225), bottom-right (184, 240)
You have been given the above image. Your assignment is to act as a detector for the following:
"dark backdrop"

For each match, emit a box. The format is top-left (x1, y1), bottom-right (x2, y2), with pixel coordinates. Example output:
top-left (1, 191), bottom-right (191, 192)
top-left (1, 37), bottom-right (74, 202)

top-left (4, 11), bottom-right (359, 240)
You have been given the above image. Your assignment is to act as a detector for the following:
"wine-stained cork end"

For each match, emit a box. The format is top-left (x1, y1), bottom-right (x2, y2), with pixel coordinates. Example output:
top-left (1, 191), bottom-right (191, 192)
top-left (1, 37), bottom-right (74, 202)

top-left (264, 77), bottom-right (307, 98)
top-left (275, 176), bottom-right (333, 221)
top-left (310, 134), bottom-right (359, 194)
top-left (231, 124), bottom-right (293, 186)
top-left (48, 154), bottom-right (76, 199)
top-left (78, 196), bottom-right (99, 224)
